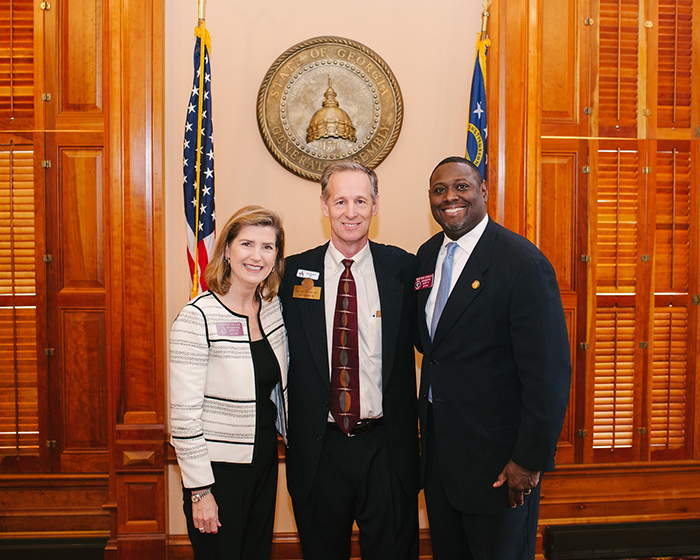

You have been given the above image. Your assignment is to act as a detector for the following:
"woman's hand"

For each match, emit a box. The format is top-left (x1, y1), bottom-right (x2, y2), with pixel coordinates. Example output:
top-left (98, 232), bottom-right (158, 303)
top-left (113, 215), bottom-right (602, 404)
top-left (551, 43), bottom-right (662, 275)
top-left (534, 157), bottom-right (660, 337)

top-left (192, 491), bottom-right (221, 533)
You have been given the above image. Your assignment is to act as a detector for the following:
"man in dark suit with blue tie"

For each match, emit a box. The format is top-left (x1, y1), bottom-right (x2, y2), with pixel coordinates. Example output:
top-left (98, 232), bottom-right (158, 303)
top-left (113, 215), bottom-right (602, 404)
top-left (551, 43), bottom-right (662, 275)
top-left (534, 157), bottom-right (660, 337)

top-left (280, 161), bottom-right (419, 560)
top-left (416, 156), bottom-right (571, 560)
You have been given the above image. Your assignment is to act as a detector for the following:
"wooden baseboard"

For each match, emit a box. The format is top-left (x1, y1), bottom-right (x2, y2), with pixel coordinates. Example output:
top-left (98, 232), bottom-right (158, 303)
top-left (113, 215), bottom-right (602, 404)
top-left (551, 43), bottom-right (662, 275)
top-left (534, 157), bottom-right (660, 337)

top-left (168, 529), bottom-right (435, 559)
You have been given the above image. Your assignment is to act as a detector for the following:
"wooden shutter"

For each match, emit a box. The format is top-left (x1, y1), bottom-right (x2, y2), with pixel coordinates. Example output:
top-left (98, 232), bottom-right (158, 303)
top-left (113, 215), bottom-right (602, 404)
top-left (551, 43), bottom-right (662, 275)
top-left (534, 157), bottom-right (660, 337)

top-left (654, 146), bottom-right (690, 293)
top-left (649, 142), bottom-right (692, 460)
top-left (651, 305), bottom-right (687, 458)
top-left (596, 0), bottom-right (639, 137)
top-left (0, 0), bottom-right (34, 126)
top-left (594, 147), bottom-right (640, 293)
top-left (592, 143), bottom-right (644, 461)
top-left (656, 0), bottom-right (693, 128)
top-left (0, 145), bottom-right (39, 457)
top-left (593, 306), bottom-right (636, 453)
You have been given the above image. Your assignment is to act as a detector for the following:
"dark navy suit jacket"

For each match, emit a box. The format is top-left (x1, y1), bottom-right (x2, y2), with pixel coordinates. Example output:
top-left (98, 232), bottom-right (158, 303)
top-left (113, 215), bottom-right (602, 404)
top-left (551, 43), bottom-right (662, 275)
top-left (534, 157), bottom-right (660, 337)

top-left (281, 241), bottom-right (420, 505)
top-left (416, 218), bottom-right (571, 514)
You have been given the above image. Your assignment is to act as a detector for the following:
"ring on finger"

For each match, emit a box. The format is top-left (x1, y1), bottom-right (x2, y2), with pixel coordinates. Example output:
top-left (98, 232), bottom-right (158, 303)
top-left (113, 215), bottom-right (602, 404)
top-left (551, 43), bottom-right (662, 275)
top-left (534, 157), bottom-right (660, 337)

top-left (524, 489), bottom-right (532, 495)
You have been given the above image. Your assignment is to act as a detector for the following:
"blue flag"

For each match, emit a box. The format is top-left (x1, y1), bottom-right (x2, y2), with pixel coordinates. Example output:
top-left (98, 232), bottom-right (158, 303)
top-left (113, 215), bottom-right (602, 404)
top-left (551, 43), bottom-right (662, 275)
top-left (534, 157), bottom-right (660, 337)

top-left (466, 33), bottom-right (490, 178)
top-left (183, 23), bottom-right (215, 298)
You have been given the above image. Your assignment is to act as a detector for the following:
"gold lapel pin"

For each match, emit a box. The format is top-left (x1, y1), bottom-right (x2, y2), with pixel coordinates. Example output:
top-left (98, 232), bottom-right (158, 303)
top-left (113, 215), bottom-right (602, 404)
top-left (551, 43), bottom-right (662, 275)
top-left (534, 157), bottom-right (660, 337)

top-left (472, 280), bottom-right (480, 289)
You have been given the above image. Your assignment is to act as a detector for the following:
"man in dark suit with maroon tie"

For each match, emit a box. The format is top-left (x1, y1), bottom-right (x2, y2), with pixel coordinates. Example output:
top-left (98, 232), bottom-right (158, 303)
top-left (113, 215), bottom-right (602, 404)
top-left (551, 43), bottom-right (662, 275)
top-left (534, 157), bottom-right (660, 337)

top-left (280, 161), bottom-right (419, 560)
top-left (416, 156), bottom-right (571, 560)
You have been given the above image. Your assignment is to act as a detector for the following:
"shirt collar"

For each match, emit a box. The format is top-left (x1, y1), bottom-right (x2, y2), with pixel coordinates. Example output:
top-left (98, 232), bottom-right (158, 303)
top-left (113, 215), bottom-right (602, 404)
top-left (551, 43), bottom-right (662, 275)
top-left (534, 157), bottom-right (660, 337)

top-left (327, 240), bottom-right (372, 274)
top-left (441, 213), bottom-right (489, 256)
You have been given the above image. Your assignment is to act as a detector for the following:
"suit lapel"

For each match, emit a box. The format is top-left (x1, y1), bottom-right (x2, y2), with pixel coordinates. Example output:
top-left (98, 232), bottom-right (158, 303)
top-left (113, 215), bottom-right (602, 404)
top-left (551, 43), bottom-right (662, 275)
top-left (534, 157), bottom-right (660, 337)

top-left (431, 219), bottom-right (497, 347)
top-left (416, 233), bottom-right (443, 346)
top-left (370, 242), bottom-right (401, 390)
top-left (295, 244), bottom-right (331, 389)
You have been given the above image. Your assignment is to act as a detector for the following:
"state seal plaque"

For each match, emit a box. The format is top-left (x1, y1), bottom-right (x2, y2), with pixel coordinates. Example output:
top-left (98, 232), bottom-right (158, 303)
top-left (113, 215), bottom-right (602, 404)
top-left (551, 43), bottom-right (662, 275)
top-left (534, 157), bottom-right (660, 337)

top-left (257, 36), bottom-right (403, 182)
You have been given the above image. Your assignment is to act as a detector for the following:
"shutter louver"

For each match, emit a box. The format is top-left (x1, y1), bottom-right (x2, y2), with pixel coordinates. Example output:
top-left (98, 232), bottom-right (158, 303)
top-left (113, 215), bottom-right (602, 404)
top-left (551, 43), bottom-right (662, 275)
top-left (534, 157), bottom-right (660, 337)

top-left (592, 144), bottom-right (641, 460)
top-left (598, 0), bottom-right (639, 137)
top-left (0, 145), bottom-right (38, 457)
top-left (651, 306), bottom-right (686, 457)
top-left (0, 0), bottom-right (34, 123)
top-left (596, 148), bottom-right (639, 293)
top-left (656, 0), bottom-right (693, 128)
top-left (654, 146), bottom-right (690, 293)
top-left (593, 307), bottom-right (636, 451)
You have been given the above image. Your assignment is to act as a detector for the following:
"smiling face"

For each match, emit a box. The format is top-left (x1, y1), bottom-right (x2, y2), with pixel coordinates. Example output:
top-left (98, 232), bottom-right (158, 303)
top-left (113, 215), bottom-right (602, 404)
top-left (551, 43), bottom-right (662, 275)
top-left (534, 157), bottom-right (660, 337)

top-left (321, 170), bottom-right (378, 257)
top-left (225, 225), bottom-right (278, 289)
top-left (429, 161), bottom-right (488, 240)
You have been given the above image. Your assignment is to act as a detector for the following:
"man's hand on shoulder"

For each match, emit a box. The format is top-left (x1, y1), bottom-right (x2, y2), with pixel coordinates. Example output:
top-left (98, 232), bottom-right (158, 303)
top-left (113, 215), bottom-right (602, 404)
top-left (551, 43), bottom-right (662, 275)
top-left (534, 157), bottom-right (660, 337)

top-left (492, 459), bottom-right (541, 508)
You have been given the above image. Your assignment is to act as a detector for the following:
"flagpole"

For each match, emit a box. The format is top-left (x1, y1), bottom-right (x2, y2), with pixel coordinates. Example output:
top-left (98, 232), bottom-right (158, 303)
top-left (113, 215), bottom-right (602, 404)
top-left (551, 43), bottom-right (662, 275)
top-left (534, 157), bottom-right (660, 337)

top-left (191, 0), bottom-right (206, 298)
top-left (481, 0), bottom-right (491, 39)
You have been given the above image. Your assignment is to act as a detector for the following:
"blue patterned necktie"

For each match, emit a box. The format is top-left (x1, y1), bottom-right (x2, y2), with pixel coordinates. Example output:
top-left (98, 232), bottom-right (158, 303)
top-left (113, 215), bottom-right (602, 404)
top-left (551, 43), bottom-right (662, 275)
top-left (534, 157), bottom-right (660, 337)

top-left (430, 242), bottom-right (458, 340)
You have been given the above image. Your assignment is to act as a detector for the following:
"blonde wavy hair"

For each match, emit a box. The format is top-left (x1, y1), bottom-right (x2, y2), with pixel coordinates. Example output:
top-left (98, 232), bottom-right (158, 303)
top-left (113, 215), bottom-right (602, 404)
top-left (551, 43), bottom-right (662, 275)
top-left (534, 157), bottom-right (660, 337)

top-left (204, 205), bottom-right (285, 301)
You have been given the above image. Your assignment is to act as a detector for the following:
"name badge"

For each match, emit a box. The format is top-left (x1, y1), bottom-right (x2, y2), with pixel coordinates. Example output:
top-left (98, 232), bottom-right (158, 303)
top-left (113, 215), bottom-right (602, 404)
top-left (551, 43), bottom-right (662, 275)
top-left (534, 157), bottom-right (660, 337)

top-left (414, 274), bottom-right (434, 290)
top-left (296, 268), bottom-right (320, 281)
top-left (216, 322), bottom-right (244, 336)
top-left (293, 277), bottom-right (322, 300)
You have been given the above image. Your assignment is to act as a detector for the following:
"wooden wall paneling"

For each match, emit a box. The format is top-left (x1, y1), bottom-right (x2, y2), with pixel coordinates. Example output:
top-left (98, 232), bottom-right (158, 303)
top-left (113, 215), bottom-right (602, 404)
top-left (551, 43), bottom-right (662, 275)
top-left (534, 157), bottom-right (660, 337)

top-left (0, 474), bottom-right (109, 536)
top-left (487, 0), bottom-right (501, 222)
top-left (539, 463), bottom-right (700, 525)
top-left (500, 0), bottom-right (529, 233)
top-left (105, 0), bottom-right (166, 557)
top-left (691, 139), bottom-right (699, 461)
top-left (541, 0), bottom-right (592, 137)
top-left (645, 0), bottom-right (659, 138)
top-left (42, 0), bottom-right (104, 132)
top-left (525, 0), bottom-right (543, 244)
top-left (44, 131), bottom-right (108, 476)
top-left (693, 1), bottom-right (700, 134)
top-left (540, 137), bottom-right (590, 465)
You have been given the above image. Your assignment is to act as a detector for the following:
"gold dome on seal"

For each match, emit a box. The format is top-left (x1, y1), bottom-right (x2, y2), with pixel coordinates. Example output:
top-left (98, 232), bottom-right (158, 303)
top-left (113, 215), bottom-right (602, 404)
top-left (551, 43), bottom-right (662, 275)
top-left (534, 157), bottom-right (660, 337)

top-left (306, 77), bottom-right (357, 144)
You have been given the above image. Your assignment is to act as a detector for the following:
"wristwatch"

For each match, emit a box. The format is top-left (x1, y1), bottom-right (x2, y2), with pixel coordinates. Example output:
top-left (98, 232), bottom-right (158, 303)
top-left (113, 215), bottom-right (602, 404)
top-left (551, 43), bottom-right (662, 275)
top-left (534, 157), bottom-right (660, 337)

top-left (191, 488), bottom-right (211, 503)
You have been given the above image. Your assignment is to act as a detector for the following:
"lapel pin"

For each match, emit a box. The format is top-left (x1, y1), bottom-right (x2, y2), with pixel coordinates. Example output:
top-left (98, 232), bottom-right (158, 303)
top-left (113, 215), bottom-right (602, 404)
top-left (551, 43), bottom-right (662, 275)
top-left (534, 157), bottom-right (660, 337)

top-left (472, 280), bottom-right (480, 289)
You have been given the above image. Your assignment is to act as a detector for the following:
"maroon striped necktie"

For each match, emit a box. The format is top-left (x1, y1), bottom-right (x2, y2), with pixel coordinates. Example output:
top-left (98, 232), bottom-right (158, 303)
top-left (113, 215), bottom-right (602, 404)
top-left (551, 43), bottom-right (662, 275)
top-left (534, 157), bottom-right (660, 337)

top-left (330, 259), bottom-right (360, 435)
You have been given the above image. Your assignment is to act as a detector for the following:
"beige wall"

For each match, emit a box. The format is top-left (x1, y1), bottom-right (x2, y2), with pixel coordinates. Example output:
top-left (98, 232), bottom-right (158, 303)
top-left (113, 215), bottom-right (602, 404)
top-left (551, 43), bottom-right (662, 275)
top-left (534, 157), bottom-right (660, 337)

top-left (165, 0), bottom-right (482, 534)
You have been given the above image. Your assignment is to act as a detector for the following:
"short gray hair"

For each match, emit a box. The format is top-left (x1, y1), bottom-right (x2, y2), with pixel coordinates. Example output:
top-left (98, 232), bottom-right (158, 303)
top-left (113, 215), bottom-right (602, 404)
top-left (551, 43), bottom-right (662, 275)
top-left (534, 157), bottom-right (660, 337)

top-left (320, 161), bottom-right (378, 201)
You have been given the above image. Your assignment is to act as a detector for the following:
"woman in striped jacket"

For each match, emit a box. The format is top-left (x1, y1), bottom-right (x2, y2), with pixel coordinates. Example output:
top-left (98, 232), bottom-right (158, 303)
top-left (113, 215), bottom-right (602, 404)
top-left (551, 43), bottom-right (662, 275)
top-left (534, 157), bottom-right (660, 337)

top-left (170, 205), bottom-right (288, 560)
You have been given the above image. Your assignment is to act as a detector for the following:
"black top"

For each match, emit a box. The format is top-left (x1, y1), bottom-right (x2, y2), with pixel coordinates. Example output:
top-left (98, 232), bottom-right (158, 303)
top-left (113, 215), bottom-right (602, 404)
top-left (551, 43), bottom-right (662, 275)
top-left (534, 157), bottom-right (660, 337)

top-left (251, 337), bottom-right (281, 461)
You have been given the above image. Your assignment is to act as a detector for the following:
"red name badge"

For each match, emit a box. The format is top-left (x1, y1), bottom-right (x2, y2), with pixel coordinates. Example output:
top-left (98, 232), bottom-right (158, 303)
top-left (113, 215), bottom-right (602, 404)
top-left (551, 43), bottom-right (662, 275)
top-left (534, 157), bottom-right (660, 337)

top-left (414, 274), bottom-right (434, 290)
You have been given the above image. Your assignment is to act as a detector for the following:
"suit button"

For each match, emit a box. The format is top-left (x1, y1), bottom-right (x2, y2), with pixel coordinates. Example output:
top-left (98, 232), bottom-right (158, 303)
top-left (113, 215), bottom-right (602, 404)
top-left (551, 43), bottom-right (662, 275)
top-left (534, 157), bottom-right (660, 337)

top-left (430, 360), bottom-right (437, 366)
top-left (322, 400), bottom-right (329, 407)
top-left (316, 435), bottom-right (323, 442)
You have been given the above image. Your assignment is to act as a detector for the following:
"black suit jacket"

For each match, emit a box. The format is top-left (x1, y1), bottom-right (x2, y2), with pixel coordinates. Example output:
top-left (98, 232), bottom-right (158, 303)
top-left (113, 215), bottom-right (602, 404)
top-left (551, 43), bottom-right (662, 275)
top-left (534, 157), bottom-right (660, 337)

top-left (416, 218), bottom-right (571, 514)
top-left (281, 241), bottom-right (420, 505)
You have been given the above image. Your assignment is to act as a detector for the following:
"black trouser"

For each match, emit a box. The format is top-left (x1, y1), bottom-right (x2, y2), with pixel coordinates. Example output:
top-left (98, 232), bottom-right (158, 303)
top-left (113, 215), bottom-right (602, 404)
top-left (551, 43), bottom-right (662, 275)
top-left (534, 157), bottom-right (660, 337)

top-left (183, 453), bottom-right (278, 560)
top-left (424, 405), bottom-right (541, 560)
top-left (292, 425), bottom-right (419, 560)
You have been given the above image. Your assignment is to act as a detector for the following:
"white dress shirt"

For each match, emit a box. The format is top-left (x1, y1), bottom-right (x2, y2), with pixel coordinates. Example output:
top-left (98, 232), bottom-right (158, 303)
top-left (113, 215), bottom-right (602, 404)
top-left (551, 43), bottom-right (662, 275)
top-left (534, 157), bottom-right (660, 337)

top-left (324, 241), bottom-right (383, 420)
top-left (425, 214), bottom-right (489, 331)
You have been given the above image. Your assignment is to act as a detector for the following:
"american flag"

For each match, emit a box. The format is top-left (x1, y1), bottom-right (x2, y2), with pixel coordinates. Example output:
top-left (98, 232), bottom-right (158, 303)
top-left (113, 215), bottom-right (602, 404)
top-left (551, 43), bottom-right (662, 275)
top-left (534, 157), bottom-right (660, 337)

top-left (183, 23), bottom-right (215, 298)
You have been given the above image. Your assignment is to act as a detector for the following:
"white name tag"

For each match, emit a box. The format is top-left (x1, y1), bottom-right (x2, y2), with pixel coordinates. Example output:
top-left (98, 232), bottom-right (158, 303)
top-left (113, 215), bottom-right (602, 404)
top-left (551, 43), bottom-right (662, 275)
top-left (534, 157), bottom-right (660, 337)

top-left (296, 268), bottom-right (320, 280)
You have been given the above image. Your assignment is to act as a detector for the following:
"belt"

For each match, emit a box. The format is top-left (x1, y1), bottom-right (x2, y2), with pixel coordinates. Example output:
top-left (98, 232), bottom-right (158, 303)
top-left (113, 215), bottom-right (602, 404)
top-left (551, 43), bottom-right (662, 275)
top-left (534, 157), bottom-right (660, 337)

top-left (326, 417), bottom-right (383, 437)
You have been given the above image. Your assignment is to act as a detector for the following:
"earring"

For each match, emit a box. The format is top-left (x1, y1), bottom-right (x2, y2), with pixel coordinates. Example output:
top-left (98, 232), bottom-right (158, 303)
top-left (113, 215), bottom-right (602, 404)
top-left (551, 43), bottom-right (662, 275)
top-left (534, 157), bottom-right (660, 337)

top-left (271, 265), bottom-right (275, 272)
top-left (224, 256), bottom-right (230, 266)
